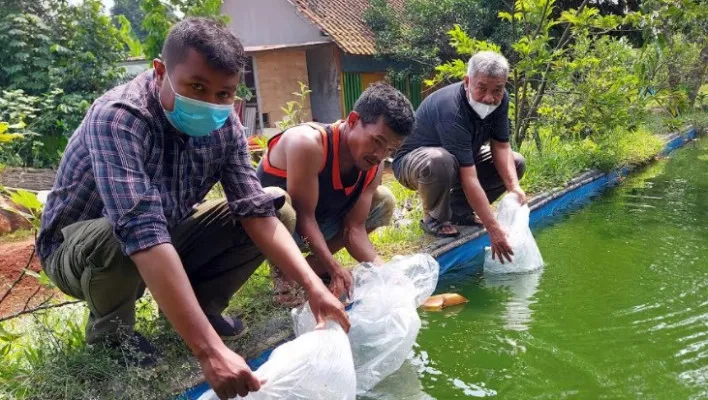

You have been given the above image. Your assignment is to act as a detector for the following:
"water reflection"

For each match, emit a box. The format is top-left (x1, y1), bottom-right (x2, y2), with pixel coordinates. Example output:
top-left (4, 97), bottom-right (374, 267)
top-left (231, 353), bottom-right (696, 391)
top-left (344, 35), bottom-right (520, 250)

top-left (364, 349), bottom-right (499, 399)
top-left (362, 355), bottom-right (435, 400)
top-left (484, 269), bottom-right (543, 331)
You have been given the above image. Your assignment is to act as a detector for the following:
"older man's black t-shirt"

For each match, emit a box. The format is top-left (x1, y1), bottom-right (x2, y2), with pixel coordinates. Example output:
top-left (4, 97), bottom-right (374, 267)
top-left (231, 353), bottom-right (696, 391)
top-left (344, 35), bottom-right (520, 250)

top-left (393, 82), bottom-right (510, 170)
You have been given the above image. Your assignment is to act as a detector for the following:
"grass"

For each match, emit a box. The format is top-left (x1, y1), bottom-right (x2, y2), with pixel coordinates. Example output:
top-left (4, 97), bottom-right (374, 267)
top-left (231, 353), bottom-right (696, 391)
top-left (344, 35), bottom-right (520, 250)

top-left (0, 285), bottom-right (291, 399)
top-left (1, 110), bottom-right (705, 399)
top-left (0, 178), bottom-right (426, 400)
top-left (335, 178), bottom-right (425, 265)
top-left (0, 229), bottom-right (34, 243)
top-left (0, 298), bottom-right (205, 400)
top-left (519, 126), bottom-right (665, 193)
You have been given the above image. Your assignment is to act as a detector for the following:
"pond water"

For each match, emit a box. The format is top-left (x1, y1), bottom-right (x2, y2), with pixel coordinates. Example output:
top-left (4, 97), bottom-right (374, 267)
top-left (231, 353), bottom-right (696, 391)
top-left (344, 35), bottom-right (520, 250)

top-left (367, 138), bottom-right (708, 399)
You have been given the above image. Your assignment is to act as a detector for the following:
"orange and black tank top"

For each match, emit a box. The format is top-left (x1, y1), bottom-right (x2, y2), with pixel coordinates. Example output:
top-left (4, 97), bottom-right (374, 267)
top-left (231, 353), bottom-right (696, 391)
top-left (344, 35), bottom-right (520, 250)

top-left (256, 122), bottom-right (379, 223)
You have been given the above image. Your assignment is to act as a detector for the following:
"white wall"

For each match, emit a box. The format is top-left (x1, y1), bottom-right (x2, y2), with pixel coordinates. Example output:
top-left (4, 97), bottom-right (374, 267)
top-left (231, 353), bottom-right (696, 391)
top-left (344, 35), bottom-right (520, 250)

top-left (221, 0), bottom-right (329, 48)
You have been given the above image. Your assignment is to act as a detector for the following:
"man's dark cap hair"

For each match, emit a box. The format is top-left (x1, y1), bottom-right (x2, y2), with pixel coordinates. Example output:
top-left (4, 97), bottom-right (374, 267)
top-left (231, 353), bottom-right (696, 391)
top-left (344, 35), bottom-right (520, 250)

top-left (162, 17), bottom-right (246, 75)
top-left (353, 82), bottom-right (415, 137)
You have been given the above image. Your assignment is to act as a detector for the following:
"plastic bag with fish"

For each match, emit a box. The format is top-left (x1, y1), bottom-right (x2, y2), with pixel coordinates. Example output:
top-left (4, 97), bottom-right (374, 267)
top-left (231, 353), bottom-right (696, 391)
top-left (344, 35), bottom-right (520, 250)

top-left (484, 193), bottom-right (544, 273)
top-left (292, 253), bottom-right (439, 394)
top-left (196, 322), bottom-right (356, 400)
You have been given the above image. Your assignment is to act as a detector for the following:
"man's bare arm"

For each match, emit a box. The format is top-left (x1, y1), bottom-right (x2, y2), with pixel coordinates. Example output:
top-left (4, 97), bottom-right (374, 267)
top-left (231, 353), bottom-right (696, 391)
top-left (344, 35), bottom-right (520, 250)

top-left (490, 140), bottom-right (526, 204)
top-left (131, 245), bottom-right (260, 399)
top-left (460, 166), bottom-right (514, 263)
top-left (285, 131), bottom-right (352, 296)
top-left (342, 164), bottom-right (383, 264)
top-left (241, 216), bottom-right (350, 331)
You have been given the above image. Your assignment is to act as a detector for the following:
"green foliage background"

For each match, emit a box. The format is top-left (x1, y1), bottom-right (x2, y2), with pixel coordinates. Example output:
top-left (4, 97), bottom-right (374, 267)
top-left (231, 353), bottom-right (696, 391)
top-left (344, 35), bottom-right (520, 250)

top-left (0, 0), bottom-right (226, 168)
top-left (365, 0), bottom-right (706, 194)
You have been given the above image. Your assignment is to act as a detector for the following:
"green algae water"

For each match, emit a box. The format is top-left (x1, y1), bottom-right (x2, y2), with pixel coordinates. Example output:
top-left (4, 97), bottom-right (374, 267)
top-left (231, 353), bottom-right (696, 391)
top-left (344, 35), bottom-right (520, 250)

top-left (370, 138), bottom-right (708, 399)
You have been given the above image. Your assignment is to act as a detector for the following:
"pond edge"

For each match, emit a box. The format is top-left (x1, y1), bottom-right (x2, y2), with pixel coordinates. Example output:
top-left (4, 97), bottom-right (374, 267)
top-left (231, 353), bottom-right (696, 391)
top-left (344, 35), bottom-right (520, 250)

top-left (430, 125), bottom-right (699, 275)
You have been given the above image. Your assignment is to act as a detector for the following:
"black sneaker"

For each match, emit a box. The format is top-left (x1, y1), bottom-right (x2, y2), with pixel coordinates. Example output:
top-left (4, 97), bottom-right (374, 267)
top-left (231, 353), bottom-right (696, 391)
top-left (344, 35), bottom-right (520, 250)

top-left (98, 331), bottom-right (161, 368)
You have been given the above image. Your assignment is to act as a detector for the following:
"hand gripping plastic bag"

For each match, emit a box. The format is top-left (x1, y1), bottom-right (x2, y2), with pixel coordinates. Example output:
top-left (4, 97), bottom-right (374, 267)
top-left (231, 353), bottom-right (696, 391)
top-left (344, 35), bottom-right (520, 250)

top-left (196, 321), bottom-right (356, 400)
top-left (484, 193), bottom-right (544, 274)
top-left (292, 254), bottom-right (439, 394)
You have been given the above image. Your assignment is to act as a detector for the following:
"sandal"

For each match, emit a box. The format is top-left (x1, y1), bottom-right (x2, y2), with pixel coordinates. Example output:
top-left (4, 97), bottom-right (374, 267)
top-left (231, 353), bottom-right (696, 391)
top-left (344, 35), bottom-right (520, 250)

top-left (271, 266), bottom-right (307, 307)
top-left (206, 314), bottom-right (250, 339)
top-left (419, 216), bottom-right (459, 238)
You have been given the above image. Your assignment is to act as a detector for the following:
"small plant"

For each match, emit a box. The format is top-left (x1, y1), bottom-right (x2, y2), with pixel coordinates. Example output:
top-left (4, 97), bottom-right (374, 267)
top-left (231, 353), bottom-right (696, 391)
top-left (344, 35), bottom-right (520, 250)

top-left (276, 82), bottom-right (312, 131)
top-left (236, 83), bottom-right (253, 102)
top-left (652, 88), bottom-right (690, 118)
top-left (0, 121), bottom-right (24, 144)
top-left (248, 136), bottom-right (268, 167)
top-left (0, 186), bottom-right (44, 231)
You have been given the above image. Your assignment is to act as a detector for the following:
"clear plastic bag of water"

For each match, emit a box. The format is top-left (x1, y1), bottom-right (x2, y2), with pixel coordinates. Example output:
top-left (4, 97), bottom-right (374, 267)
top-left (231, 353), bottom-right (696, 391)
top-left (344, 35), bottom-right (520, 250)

top-left (292, 254), bottom-right (439, 394)
top-left (484, 194), bottom-right (544, 273)
top-left (196, 321), bottom-right (356, 400)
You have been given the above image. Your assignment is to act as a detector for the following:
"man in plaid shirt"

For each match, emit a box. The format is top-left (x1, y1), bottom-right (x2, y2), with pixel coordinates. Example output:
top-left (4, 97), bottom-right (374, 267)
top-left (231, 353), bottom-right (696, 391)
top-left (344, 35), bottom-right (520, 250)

top-left (37, 18), bottom-right (348, 399)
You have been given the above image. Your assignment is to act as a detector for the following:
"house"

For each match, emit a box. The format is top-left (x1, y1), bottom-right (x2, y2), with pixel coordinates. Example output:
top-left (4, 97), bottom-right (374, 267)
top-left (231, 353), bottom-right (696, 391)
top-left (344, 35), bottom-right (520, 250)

top-left (221, 0), bottom-right (424, 136)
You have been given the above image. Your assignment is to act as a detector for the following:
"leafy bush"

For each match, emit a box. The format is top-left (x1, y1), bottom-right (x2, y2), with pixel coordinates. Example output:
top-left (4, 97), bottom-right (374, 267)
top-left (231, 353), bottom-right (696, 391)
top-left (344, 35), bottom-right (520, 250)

top-left (0, 89), bottom-right (91, 167)
top-left (141, 0), bottom-right (229, 60)
top-left (0, 0), bottom-right (130, 167)
top-left (0, 14), bottom-right (54, 95)
top-left (50, 0), bottom-right (127, 94)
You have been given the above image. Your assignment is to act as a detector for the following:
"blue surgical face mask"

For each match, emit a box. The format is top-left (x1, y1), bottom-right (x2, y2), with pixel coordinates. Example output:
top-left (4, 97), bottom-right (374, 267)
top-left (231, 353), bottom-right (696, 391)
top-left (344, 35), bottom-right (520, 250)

top-left (161, 72), bottom-right (234, 137)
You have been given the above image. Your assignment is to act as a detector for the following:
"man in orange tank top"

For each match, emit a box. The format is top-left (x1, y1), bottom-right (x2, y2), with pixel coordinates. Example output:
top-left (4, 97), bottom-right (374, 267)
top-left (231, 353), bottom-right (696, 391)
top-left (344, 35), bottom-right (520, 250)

top-left (257, 83), bottom-right (415, 303)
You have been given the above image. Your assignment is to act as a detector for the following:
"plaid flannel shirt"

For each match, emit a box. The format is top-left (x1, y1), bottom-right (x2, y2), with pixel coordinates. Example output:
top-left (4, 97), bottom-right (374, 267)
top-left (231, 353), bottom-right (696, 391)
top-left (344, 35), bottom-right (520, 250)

top-left (37, 70), bottom-right (281, 261)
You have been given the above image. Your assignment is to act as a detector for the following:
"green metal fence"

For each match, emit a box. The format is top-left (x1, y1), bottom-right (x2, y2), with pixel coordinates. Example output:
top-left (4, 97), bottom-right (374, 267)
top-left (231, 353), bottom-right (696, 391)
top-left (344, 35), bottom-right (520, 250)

top-left (409, 77), bottom-right (422, 109)
top-left (344, 72), bottom-right (423, 113)
top-left (392, 74), bottom-right (409, 97)
top-left (342, 73), bottom-right (362, 115)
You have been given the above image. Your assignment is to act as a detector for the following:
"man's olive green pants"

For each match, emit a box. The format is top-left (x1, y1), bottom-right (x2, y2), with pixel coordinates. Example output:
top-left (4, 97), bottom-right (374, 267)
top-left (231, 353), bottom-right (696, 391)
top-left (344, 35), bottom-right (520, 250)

top-left (42, 187), bottom-right (295, 344)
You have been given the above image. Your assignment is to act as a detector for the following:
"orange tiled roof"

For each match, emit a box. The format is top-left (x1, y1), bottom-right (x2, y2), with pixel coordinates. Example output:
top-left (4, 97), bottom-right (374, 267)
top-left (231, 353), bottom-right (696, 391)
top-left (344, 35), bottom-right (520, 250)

top-left (288, 0), bottom-right (405, 55)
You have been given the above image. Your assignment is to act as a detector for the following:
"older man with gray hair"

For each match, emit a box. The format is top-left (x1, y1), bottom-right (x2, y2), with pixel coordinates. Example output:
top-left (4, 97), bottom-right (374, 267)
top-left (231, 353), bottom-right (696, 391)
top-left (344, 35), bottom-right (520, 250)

top-left (392, 51), bottom-right (525, 263)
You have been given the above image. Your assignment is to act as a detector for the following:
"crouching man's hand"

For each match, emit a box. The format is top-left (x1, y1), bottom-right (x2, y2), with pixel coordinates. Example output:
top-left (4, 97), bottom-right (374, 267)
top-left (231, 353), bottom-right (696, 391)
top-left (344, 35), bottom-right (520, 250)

top-left (488, 223), bottom-right (514, 264)
top-left (199, 344), bottom-right (263, 400)
top-left (308, 283), bottom-right (351, 332)
top-left (509, 185), bottom-right (527, 205)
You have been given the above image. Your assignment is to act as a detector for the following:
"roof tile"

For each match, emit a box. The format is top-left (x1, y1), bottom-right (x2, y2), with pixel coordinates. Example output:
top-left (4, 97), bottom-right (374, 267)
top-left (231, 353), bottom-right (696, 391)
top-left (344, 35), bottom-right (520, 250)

top-left (288, 0), bottom-right (404, 55)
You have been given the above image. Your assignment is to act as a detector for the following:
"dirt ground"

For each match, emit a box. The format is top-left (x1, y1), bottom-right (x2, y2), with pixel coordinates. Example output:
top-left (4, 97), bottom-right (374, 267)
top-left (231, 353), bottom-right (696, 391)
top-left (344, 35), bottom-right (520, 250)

top-left (0, 239), bottom-right (61, 318)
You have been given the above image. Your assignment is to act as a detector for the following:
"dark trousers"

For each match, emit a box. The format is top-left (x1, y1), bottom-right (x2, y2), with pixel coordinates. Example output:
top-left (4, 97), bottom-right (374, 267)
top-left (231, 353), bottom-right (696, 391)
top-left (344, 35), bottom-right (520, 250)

top-left (394, 145), bottom-right (526, 222)
top-left (43, 187), bottom-right (295, 344)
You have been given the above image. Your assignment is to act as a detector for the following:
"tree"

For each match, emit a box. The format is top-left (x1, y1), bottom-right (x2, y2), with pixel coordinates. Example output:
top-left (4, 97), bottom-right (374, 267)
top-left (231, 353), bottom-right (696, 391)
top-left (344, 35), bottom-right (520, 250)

top-left (0, 0), bottom-right (128, 167)
top-left (0, 14), bottom-right (55, 94)
top-left (111, 0), bottom-right (148, 42)
top-left (116, 15), bottom-right (144, 57)
top-left (364, 0), bottom-right (653, 76)
top-left (639, 0), bottom-right (707, 110)
top-left (141, 0), bottom-right (229, 60)
top-left (51, 0), bottom-right (127, 93)
top-left (364, 0), bottom-right (510, 72)
top-left (0, 0), bottom-right (55, 19)
top-left (429, 0), bottom-right (647, 149)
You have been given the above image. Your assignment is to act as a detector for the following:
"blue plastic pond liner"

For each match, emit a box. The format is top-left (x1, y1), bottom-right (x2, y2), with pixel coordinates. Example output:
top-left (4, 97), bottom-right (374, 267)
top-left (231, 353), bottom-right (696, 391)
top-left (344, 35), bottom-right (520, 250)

top-left (179, 348), bottom-right (276, 399)
top-left (179, 127), bottom-right (697, 400)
